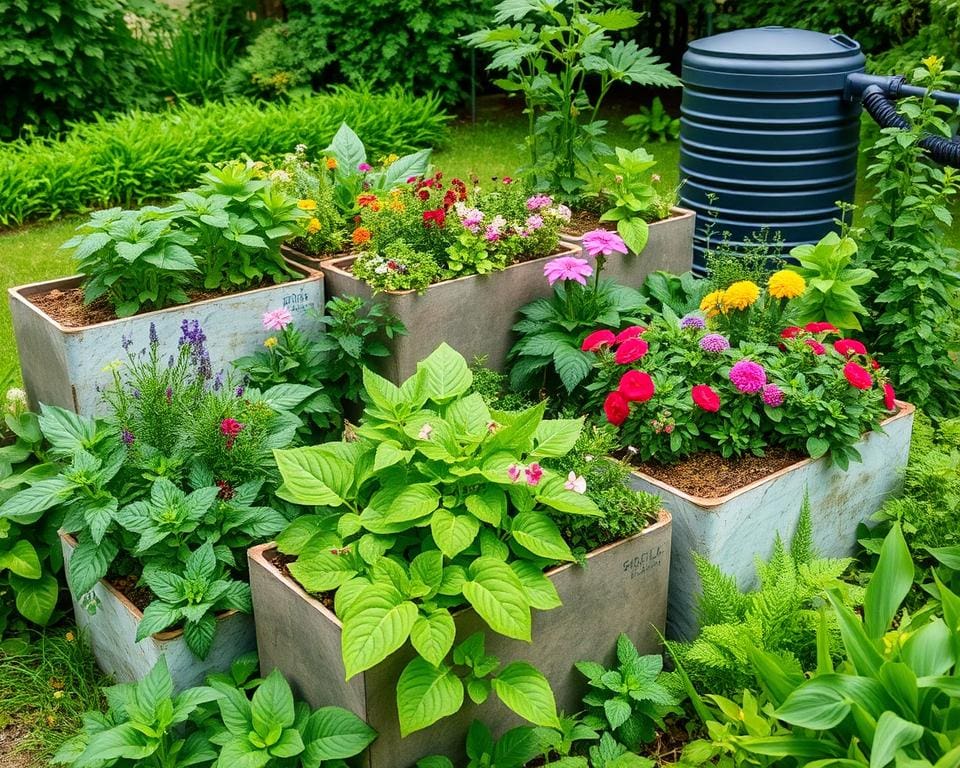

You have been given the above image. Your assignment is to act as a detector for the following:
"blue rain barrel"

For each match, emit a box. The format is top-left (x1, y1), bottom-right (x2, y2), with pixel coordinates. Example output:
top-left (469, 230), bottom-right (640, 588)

top-left (679, 27), bottom-right (866, 271)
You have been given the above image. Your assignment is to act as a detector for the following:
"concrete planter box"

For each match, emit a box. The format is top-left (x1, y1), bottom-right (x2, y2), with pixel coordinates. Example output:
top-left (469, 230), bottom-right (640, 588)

top-left (9, 261), bottom-right (324, 415)
top-left (626, 403), bottom-right (915, 641)
top-left (249, 512), bottom-right (672, 768)
top-left (281, 243), bottom-right (331, 270)
top-left (62, 534), bottom-right (256, 691)
top-left (319, 243), bottom-right (583, 382)
top-left (560, 207), bottom-right (695, 283)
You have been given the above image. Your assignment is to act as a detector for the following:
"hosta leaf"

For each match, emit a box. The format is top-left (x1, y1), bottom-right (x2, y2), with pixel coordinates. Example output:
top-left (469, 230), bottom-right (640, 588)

top-left (492, 662), bottom-right (561, 728)
top-left (462, 557), bottom-right (531, 640)
top-left (341, 584), bottom-right (418, 678)
top-left (396, 657), bottom-right (464, 737)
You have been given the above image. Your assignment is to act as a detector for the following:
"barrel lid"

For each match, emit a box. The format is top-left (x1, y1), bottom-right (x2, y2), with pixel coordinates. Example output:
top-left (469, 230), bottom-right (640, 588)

top-left (687, 27), bottom-right (861, 60)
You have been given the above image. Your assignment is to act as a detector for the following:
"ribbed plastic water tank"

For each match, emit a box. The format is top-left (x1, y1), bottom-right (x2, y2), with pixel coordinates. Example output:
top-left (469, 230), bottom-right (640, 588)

top-left (679, 27), bottom-right (866, 271)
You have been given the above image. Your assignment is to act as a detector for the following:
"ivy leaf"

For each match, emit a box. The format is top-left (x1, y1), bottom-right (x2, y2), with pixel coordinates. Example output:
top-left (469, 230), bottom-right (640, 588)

top-left (341, 584), bottom-right (418, 679)
top-left (396, 657), bottom-right (464, 737)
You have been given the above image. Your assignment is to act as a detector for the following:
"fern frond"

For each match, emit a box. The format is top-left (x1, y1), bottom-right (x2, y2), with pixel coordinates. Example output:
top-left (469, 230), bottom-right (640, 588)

top-left (694, 553), bottom-right (747, 626)
top-left (790, 492), bottom-right (816, 565)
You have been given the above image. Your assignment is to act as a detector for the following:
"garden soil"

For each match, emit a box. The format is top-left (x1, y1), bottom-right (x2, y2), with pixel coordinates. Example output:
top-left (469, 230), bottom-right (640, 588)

top-left (0, 722), bottom-right (38, 768)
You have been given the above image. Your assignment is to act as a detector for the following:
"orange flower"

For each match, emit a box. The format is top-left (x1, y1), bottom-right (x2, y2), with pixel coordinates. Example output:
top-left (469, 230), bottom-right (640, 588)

top-left (352, 227), bottom-right (372, 246)
top-left (325, 157), bottom-right (338, 170)
top-left (357, 193), bottom-right (381, 211)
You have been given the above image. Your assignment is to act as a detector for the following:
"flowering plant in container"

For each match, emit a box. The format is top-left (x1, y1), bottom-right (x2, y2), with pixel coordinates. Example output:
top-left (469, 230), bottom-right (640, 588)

top-left (590, 269), bottom-right (897, 469)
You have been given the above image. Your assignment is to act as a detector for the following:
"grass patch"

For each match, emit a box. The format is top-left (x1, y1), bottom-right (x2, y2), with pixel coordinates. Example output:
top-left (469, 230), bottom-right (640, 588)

top-left (0, 628), bottom-right (106, 767)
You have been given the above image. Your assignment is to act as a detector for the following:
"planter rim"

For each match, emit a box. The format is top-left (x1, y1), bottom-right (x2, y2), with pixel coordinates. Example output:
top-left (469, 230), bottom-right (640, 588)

top-left (9, 258), bottom-right (321, 335)
top-left (248, 509), bottom-right (672, 630)
top-left (628, 401), bottom-right (916, 508)
top-left (318, 242), bottom-right (582, 297)
top-left (560, 206), bottom-right (695, 240)
top-left (60, 532), bottom-right (240, 642)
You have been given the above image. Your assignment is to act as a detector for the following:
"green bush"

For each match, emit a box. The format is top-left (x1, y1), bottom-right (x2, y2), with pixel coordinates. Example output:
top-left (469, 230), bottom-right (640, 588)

top-left (0, 0), bottom-right (156, 138)
top-left (273, 0), bottom-right (495, 105)
top-left (0, 88), bottom-right (449, 227)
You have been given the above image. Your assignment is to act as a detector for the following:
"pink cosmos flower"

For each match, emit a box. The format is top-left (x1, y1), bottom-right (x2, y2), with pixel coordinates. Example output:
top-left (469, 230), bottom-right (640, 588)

top-left (525, 463), bottom-right (543, 486)
top-left (544, 256), bottom-right (594, 286)
top-left (262, 308), bottom-right (293, 331)
top-left (582, 229), bottom-right (628, 257)
top-left (564, 471), bottom-right (586, 494)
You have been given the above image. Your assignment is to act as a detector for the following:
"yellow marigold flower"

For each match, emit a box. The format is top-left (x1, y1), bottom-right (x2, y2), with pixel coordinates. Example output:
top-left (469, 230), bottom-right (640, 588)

top-left (325, 157), bottom-right (338, 170)
top-left (768, 269), bottom-right (806, 300)
top-left (721, 281), bottom-right (761, 312)
top-left (306, 217), bottom-right (321, 234)
top-left (264, 337), bottom-right (278, 349)
top-left (699, 289), bottom-right (725, 318)
top-left (352, 227), bottom-right (372, 246)
top-left (297, 199), bottom-right (317, 211)
top-left (387, 198), bottom-right (406, 213)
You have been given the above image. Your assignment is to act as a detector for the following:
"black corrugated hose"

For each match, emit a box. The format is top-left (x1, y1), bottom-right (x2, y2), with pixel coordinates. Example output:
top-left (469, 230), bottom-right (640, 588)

top-left (861, 84), bottom-right (960, 166)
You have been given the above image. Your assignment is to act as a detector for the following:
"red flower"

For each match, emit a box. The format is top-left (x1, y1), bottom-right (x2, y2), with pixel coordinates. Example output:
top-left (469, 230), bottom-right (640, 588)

top-left (834, 339), bottom-right (867, 357)
top-left (581, 329), bottom-right (616, 352)
top-left (604, 391), bottom-right (630, 426)
top-left (804, 322), bottom-right (838, 334)
top-left (843, 361), bottom-right (873, 390)
top-left (220, 418), bottom-right (245, 450)
top-left (615, 325), bottom-right (646, 344)
top-left (780, 326), bottom-right (803, 339)
top-left (883, 382), bottom-right (897, 410)
top-left (423, 208), bottom-right (446, 228)
top-left (442, 189), bottom-right (457, 209)
top-left (618, 370), bottom-right (655, 403)
top-left (417, 189), bottom-right (430, 201)
top-left (357, 193), bottom-right (379, 208)
top-left (691, 384), bottom-right (721, 412)
top-left (614, 338), bottom-right (649, 365)
top-left (804, 338), bottom-right (826, 355)
top-left (870, 358), bottom-right (881, 370)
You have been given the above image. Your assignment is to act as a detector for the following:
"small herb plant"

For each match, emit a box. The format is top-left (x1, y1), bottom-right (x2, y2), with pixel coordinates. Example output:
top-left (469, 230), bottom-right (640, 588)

top-left (576, 634), bottom-right (680, 751)
top-left (623, 97), bottom-right (680, 144)
top-left (464, 0), bottom-right (679, 198)
top-left (53, 653), bottom-right (377, 767)
top-left (274, 344), bottom-right (601, 734)
top-left (508, 230), bottom-right (648, 399)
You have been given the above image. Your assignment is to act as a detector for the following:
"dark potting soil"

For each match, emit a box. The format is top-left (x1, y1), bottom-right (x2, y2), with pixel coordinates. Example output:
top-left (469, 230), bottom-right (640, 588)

top-left (109, 573), bottom-right (154, 613)
top-left (269, 551), bottom-right (336, 612)
top-left (565, 208), bottom-right (606, 236)
top-left (635, 446), bottom-right (806, 499)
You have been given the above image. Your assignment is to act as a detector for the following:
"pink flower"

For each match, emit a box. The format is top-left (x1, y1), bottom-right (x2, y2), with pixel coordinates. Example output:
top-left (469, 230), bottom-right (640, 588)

top-left (614, 338), bottom-right (649, 365)
top-left (615, 326), bottom-right (646, 343)
top-left (884, 382), bottom-right (897, 410)
top-left (691, 384), bottom-right (720, 412)
top-left (459, 207), bottom-right (484, 232)
top-left (525, 463), bottom-right (543, 486)
top-left (564, 471), bottom-right (586, 494)
top-left (581, 329), bottom-right (616, 351)
top-left (544, 256), bottom-right (593, 286)
top-left (220, 418), bottom-right (244, 450)
top-left (525, 214), bottom-right (544, 231)
top-left (417, 424), bottom-right (433, 440)
top-left (582, 229), bottom-right (628, 257)
top-left (358, 162), bottom-right (373, 172)
top-left (526, 194), bottom-right (553, 211)
top-left (834, 339), bottom-right (868, 357)
top-left (618, 370), bottom-right (655, 402)
top-left (507, 464), bottom-right (522, 483)
top-left (729, 360), bottom-right (767, 393)
top-left (604, 391), bottom-right (630, 426)
top-left (761, 384), bottom-right (784, 407)
top-left (804, 339), bottom-right (826, 355)
top-left (262, 308), bottom-right (293, 331)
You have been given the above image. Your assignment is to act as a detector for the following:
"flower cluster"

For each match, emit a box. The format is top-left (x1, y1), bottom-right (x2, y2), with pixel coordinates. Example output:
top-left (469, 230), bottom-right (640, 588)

top-left (582, 310), bottom-right (896, 467)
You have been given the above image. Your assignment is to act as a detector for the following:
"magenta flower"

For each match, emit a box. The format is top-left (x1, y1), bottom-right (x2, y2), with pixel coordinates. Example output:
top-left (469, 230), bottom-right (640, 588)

top-left (762, 384), bottom-right (785, 407)
top-left (460, 208), bottom-right (484, 232)
top-left (729, 360), bottom-right (767, 393)
top-left (526, 194), bottom-right (553, 211)
top-left (544, 256), bottom-right (594, 286)
top-left (582, 229), bottom-right (628, 257)
top-left (525, 214), bottom-right (544, 231)
top-left (358, 162), bottom-right (373, 172)
top-left (263, 308), bottom-right (293, 331)
top-left (525, 463), bottom-right (543, 486)
top-left (507, 464), bottom-right (522, 483)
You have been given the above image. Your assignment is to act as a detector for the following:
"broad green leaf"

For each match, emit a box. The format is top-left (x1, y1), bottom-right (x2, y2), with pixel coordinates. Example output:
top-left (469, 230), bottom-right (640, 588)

top-left (10, 573), bottom-right (59, 625)
top-left (384, 484), bottom-right (441, 524)
top-left (302, 706), bottom-right (377, 762)
top-left (465, 486), bottom-right (506, 526)
top-left (492, 662), bottom-right (560, 729)
top-left (510, 561), bottom-right (562, 610)
top-left (462, 557), bottom-right (531, 641)
top-left (269, 729), bottom-right (305, 759)
top-left (68, 537), bottom-right (118, 596)
top-left (864, 524), bottom-right (913, 639)
top-left (274, 446), bottom-right (351, 506)
top-left (535, 476), bottom-right (602, 516)
top-left (410, 550), bottom-right (443, 590)
top-left (396, 657), bottom-right (464, 737)
top-left (0, 477), bottom-right (70, 524)
top-left (80, 722), bottom-right (155, 762)
top-left (251, 669), bottom-right (296, 737)
top-left (341, 584), bottom-right (418, 678)
top-left (411, 610), bottom-right (456, 667)
top-left (870, 711), bottom-right (923, 768)
top-left (325, 122), bottom-right (367, 173)
top-left (136, 602), bottom-right (182, 641)
top-left (617, 218), bottom-right (649, 254)
top-left (260, 383), bottom-right (320, 411)
top-left (37, 406), bottom-right (96, 453)
top-left (362, 367), bottom-right (404, 414)
top-left (511, 512), bottom-right (574, 561)
top-left (417, 343), bottom-right (473, 402)
top-left (0, 539), bottom-right (41, 578)
top-left (431, 509), bottom-right (480, 559)
top-left (775, 676), bottom-right (851, 729)
top-left (530, 418), bottom-right (584, 459)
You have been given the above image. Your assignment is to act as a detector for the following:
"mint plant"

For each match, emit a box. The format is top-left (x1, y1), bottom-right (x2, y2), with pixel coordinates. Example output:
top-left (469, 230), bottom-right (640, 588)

top-left (274, 343), bottom-right (599, 733)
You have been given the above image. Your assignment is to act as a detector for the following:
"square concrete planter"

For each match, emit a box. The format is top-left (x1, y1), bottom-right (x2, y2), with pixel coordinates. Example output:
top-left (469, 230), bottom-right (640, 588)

top-left (560, 207), bottom-right (695, 282)
top-left (626, 403), bottom-right (915, 641)
top-left (248, 511), bottom-right (671, 768)
top-left (9, 261), bottom-right (324, 415)
top-left (320, 243), bottom-right (583, 382)
top-left (62, 534), bottom-right (256, 691)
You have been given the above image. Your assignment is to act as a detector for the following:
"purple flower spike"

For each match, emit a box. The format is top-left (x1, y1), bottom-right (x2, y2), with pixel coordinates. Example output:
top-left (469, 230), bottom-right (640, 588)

top-left (148, 323), bottom-right (158, 346)
top-left (213, 370), bottom-right (224, 392)
top-left (121, 334), bottom-right (133, 351)
top-left (121, 429), bottom-right (135, 446)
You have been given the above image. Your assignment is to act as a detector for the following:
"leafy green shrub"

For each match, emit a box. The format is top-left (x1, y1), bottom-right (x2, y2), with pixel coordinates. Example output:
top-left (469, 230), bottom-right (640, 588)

top-left (0, 0), bottom-right (154, 138)
top-left (277, 0), bottom-right (494, 105)
top-left (0, 88), bottom-right (449, 227)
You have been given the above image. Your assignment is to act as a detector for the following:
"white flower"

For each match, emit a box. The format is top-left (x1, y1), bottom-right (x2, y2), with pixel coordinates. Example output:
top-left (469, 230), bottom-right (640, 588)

top-left (6, 388), bottom-right (26, 405)
top-left (269, 170), bottom-right (291, 183)
top-left (548, 204), bottom-right (572, 222)
top-left (564, 471), bottom-right (587, 494)
top-left (295, 143), bottom-right (308, 154)
top-left (418, 424), bottom-right (433, 440)
top-left (374, 264), bottom-right (389, 274)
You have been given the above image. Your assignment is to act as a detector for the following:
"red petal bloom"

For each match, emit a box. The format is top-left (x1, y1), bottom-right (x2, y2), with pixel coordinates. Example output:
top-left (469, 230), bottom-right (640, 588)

top-left (780, 326), bottom-right (803, 339)
top-left (691, 384), bottom-right (721, 412)
top-left (843, 361), bottom-right (873, 390)
top-left (883, 382), bottom-right (897, 410)
top-left (804, 339), bottom-right (826, 355)
top-left (357, 193), bottom-right (379, 208)
top-left (614, 338), bottom-right (649, 365)
top-left (834, 339), bottom-right (867, 357)
top-left (870, 358), bottom-right (881, 370)
top-left (581, 329), bottom-right (616, 352)
top-left (422, 208), bottom-right (446, 227)
top-left (804, 322), bottom-right (839, 334)
top-left (604, 390), bottom-right (630, 426)
top-left (615, 325), bottom-right (646, 344)
top-left (417, 189), bottom-right (430, 201)
top-left (618, 370), bottom-right (655, 402)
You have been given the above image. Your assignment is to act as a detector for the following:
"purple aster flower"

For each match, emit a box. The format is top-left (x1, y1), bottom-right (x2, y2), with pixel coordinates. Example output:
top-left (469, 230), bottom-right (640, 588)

top-left (699, 333), bottom-right (730, 353)
top-left (729, 360), bottom-right (767, 393)
top-left (582, 229), bottom-right (628, 257)
top-left (680, 314), bottom-right (706, 330)
top-left (762, 383), bottom-right (785, 407)
top-left (121, 429), bottom-right (135, 446)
